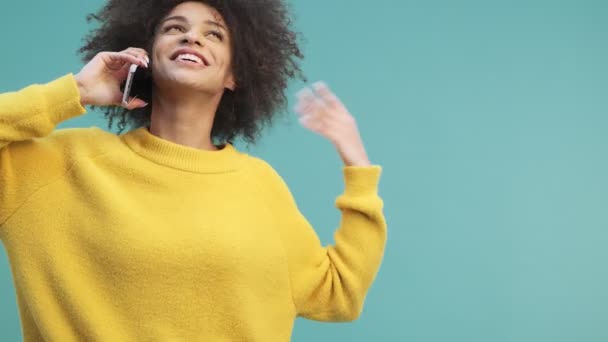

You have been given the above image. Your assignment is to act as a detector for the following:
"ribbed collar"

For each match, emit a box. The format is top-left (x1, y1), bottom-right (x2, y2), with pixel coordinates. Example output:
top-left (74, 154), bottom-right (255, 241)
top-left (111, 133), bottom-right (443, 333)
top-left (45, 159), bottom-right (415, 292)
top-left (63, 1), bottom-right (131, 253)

top-left (120, 127), bottom-right (244, 174)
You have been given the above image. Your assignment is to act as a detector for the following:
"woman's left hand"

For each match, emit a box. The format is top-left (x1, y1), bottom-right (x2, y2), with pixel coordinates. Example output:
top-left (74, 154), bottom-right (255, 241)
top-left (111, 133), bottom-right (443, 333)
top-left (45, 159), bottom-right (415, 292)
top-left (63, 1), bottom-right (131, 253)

top-left (295, 82), bottom-right (371, 167)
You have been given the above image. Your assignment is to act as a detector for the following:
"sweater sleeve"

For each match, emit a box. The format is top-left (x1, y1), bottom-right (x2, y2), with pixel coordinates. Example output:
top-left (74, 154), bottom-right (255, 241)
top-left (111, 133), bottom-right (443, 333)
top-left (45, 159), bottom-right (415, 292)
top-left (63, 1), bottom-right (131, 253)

top-left (0, 74), bottom-right (85, 149)
top-left (271, 165), bottom-right (387, 322)
top-left (0, 74), bottom-right (86, 228)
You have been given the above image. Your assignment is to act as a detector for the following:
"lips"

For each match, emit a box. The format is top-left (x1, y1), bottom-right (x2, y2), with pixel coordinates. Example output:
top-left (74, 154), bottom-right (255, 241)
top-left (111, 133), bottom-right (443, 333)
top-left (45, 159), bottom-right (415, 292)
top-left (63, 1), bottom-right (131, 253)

top-left (170, 48), bottom-right (209, 66)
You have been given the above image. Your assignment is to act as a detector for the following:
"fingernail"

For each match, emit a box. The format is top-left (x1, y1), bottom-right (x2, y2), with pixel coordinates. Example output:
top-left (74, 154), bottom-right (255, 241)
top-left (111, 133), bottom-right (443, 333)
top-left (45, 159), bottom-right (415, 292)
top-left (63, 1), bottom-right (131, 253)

top-left (297, 88), bottom-right (313, 98)
top-left (313, 82), bottom-right (326, 90)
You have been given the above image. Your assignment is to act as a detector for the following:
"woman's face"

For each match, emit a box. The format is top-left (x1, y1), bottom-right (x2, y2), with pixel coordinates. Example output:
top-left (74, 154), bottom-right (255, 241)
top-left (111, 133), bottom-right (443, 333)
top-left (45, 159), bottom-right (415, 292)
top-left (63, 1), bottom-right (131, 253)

top-left (151, 1), bottom-right (235, 95)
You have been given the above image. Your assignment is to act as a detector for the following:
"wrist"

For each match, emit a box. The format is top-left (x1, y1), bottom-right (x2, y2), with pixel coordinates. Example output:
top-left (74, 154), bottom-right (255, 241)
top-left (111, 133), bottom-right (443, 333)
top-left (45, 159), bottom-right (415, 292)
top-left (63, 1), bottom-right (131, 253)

top-left (343, 156), bottom-right (372, 167)
top-left (73, 73), bottom-right (90, 106)
top-left (335, 140), bottom-right (371, 166)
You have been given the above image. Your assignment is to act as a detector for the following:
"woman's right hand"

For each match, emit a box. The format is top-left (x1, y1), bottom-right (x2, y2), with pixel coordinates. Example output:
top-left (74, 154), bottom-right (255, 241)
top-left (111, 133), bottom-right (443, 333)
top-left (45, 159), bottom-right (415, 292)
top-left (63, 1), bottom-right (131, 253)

top-left (74, 47), bottom-right (149, 109)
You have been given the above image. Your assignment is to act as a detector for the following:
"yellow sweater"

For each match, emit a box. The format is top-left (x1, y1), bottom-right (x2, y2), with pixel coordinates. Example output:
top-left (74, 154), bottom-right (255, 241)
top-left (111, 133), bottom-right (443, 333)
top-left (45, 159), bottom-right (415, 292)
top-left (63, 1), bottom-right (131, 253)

top-left (0, 74), bottom-right (387, 341)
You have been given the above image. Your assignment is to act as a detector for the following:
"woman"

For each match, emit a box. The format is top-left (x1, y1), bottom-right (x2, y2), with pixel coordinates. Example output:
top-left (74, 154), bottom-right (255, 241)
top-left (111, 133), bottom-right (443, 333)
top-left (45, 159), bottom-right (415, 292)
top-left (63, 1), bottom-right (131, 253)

top-left (0, 1), bottom-right (387, 341)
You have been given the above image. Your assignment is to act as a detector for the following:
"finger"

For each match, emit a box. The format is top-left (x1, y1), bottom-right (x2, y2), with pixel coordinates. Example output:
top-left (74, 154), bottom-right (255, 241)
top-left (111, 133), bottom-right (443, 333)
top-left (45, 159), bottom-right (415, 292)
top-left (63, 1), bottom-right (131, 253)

top-left (298, 113), bottom-right (315, 128)
top-left (122, 96), bottom-right (149, 110)
top-left (293, 93), bottom-right (312, 114)
top-left (123, 47), bottom-right (149, 60)
top-left (106, 52), bottom-right (148, 69)
top-left (298, 114), bottom-right (326, 134)
top-left (296, 87), bottom-right (315, 104)
top-left (296, 98), bottom-right (323, 117)
top-left (294, 103), bottom-right (310, 117)
top-left (298, 114), bottom-right (311, 125)
top-left (296, 87), bottom-right (325, 115)
top-left (312, 82), bottom-right (343, 108)
top-left (123, 47), bottom-right (148, 57)
top-left (123, 47), bottom-right (150, 66)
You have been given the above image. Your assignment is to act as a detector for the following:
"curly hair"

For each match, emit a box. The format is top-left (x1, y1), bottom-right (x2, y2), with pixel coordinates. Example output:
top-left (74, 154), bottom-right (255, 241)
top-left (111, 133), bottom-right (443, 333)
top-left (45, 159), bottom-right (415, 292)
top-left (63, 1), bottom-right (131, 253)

top-left (79, 0), bottom-right (305, 144)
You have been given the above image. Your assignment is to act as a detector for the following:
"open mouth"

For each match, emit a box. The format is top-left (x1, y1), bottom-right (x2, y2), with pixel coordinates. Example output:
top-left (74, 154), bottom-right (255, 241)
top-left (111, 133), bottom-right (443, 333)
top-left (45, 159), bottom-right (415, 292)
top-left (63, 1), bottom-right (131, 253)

top-left (170, 49), bottom-right (209, 66)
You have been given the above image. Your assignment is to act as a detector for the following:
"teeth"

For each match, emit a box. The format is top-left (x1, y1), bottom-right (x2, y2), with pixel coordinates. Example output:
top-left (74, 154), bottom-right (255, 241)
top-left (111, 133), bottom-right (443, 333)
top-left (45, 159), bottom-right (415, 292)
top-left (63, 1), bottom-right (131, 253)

top-left (177, 53), bottom-right (203, 64)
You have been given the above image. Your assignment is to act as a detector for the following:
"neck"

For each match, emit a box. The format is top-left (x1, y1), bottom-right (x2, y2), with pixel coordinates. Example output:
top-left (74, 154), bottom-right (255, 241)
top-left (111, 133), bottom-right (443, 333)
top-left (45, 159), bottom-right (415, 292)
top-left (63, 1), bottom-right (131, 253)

top-left (149, 87), bottom-right (224, 151)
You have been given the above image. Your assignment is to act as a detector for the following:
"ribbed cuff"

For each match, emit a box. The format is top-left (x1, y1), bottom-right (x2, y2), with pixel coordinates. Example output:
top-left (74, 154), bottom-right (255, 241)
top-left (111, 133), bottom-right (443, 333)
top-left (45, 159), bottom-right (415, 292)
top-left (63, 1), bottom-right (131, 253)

top-left (343, 165), bottom-right (382, 197)
top-left (41, 74), bottom-right (87, 125)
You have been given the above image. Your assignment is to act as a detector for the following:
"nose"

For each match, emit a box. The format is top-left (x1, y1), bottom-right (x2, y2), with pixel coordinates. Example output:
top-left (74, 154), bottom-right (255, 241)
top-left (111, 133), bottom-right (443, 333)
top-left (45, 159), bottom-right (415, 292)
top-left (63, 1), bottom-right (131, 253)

top-left (180, 30), bottom-right (203, 47)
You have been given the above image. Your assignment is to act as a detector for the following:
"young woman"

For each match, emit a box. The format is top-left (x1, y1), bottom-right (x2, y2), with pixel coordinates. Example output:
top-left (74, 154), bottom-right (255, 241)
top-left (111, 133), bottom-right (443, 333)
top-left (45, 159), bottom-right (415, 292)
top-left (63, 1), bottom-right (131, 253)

top-left (0, 1), bottom-right (387, 340)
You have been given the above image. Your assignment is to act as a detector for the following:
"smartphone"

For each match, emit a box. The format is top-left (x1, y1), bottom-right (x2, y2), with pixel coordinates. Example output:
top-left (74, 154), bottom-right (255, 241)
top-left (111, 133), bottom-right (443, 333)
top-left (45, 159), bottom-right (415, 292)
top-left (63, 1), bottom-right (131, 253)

top-left (121, 64), bottom-right (139, 107)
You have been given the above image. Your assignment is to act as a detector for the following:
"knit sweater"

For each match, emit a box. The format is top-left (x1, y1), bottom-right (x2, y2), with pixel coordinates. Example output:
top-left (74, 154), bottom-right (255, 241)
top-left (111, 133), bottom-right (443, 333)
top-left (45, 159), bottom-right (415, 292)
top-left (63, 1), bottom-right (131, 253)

top-left (0, 74), bottom-right (387, 341)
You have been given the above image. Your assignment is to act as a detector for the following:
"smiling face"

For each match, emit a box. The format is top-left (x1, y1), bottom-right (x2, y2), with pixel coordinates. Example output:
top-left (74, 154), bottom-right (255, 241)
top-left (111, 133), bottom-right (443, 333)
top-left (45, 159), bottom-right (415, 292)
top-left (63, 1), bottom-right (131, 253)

top-left (151, 1), bottom-right (235, 95)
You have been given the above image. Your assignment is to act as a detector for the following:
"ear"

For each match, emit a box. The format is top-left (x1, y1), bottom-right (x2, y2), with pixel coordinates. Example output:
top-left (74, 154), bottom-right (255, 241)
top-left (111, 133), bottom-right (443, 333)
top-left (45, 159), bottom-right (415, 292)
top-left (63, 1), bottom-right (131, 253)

top-left (224, 72), bottom-right (236, 91)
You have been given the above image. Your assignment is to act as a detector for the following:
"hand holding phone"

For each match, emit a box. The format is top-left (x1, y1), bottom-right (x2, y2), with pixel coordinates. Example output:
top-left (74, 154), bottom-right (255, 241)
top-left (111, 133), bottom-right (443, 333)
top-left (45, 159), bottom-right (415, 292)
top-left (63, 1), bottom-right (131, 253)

top-left (74, 48), bottom-right (148, 108)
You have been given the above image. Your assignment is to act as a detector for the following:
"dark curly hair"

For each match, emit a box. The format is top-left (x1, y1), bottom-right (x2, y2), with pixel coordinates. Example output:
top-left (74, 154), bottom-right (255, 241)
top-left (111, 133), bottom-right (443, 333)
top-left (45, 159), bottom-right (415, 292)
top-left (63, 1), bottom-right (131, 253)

top-left (79, 0), bottom-right (305, 144)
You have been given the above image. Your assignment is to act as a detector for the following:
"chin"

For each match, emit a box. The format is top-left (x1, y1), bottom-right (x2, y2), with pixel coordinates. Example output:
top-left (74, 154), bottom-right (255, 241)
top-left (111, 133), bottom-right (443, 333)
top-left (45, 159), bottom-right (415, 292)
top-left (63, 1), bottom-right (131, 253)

top-left (160, 79), bottom-right (220, 96)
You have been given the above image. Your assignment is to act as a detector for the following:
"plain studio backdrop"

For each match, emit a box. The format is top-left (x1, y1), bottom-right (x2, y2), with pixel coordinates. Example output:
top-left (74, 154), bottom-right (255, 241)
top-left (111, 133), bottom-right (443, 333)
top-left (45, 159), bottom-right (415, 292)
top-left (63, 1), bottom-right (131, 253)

top-left (1, 0), bottom-right (607, 341)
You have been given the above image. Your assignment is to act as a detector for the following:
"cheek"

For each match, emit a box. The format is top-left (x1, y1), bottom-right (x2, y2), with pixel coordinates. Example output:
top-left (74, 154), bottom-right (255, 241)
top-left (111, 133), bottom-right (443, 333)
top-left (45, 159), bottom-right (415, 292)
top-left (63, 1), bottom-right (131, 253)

top-left (150, 43), bottom-right (169, 75)
top-left (151, 45), bottom-right (162, 64)
top-left (216, 47), bottom-right (233, 70)
top-left (150, 36), bottom-right (169, 61)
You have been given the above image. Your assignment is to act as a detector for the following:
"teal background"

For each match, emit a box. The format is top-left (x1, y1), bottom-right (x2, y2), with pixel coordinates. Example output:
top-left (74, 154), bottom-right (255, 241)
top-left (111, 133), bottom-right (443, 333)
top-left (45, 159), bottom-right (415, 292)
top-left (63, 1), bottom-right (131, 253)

top-left (1, 0), bottom-right (608, 341)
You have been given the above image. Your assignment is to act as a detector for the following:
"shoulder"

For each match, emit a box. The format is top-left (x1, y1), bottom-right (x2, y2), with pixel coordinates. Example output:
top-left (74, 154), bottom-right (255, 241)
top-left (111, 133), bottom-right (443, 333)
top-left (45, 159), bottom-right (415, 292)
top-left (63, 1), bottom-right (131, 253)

top-left (241, 153), bottom-right (286, 180)
top-left (239, 152), bottom-right (295, 195)
top-left (242, 153), bottom-right (278, 175)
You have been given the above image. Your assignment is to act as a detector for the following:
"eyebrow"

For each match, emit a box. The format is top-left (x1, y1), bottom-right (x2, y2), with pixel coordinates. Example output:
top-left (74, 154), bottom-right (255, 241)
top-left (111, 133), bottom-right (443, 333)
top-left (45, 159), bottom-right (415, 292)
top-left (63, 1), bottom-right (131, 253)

top-left (161, 15), bottom-right (227, 31)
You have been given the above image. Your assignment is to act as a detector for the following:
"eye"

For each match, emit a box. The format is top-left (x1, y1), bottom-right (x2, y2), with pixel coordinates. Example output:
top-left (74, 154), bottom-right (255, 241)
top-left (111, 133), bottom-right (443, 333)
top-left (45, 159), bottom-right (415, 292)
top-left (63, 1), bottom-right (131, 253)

top-left (164, 24), bottom-right (186, 33)
top-left (206, 30), bottom-right (224, 41)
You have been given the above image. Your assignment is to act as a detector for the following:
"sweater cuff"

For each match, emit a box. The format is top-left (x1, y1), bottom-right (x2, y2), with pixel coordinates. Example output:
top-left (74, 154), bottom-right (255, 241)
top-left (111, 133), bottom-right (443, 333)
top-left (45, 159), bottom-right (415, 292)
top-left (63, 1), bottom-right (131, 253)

top-left (343, 165), bottom-right (382, 197)
top-left (41, 74), bottom-right (87, 125)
